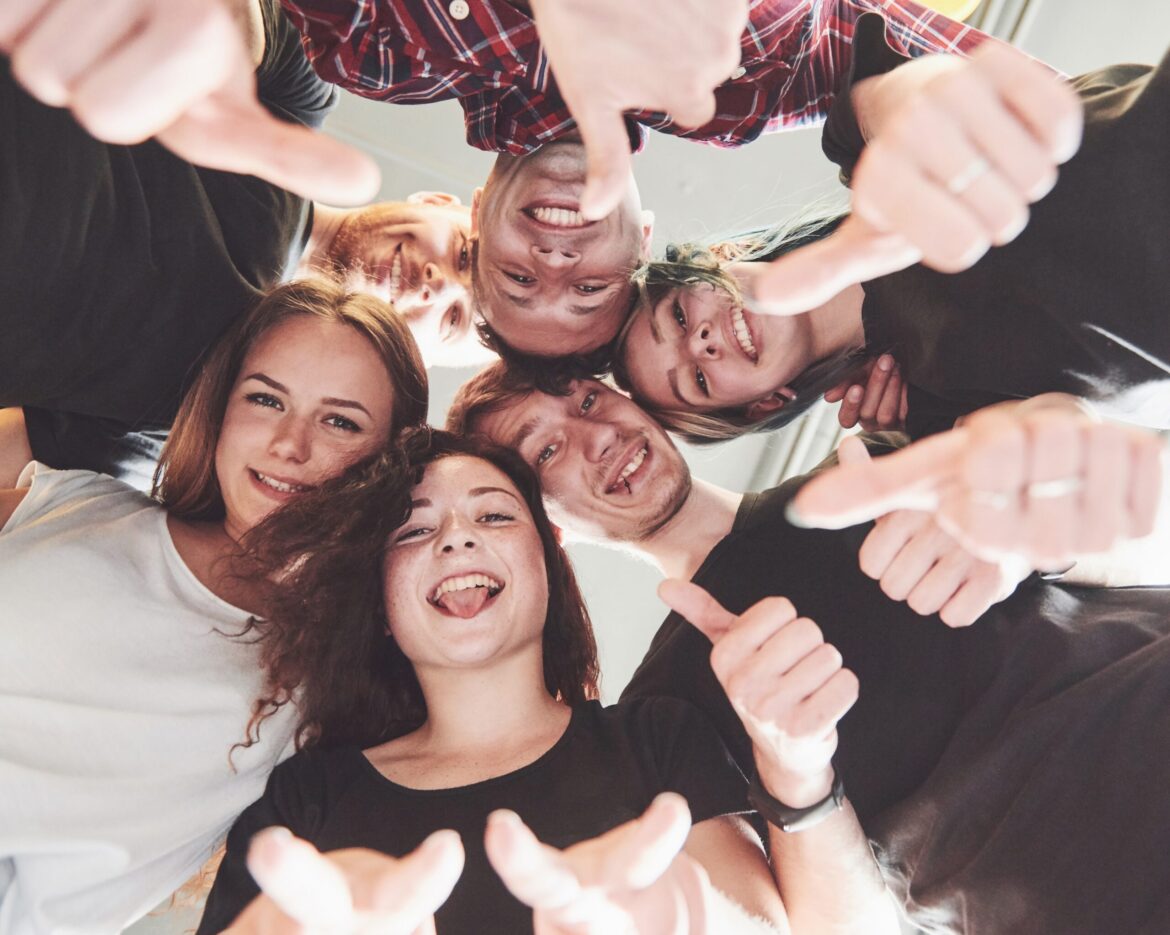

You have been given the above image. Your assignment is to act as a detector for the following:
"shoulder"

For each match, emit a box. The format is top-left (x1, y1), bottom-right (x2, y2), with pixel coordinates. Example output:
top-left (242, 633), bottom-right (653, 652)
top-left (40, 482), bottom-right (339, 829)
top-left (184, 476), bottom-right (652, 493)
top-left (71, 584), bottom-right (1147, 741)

top-left (3, 463), bottom-right (151, 533)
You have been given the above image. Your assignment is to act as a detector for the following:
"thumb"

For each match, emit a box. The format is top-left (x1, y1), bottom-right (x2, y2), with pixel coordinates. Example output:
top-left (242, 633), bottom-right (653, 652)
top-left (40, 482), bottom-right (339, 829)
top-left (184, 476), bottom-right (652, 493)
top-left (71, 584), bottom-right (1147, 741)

top-left (744, 216), bottom-right (921, 317)
top-left (246, 827), bottom-right (355, 928)
top-left (158, 95), bottom-right (382, 207)
top-left (658, 579), bottom-right (736, 643)
top-left (836, 435), bottom-right (873, 467)
top-left (572, 102), bottom-right (637, 222)
top-left (788, 430), bottom-right (966, 529)
top-left (668, 89), bottom-right (718, 131)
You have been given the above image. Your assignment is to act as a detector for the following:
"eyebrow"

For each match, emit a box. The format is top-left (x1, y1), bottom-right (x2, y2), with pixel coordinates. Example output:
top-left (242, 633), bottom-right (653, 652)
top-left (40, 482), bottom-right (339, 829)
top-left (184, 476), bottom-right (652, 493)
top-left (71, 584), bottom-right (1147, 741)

top-left (509, 417), bottom-right (541, 453)
top-left (569, 304), bottom-right (601, 317)
top-left (242, 372), bottom-right (372, 417)
top-left (409, 487), bottom-right (522, 510)
top-left (506, 293), bottom-right (535, 309)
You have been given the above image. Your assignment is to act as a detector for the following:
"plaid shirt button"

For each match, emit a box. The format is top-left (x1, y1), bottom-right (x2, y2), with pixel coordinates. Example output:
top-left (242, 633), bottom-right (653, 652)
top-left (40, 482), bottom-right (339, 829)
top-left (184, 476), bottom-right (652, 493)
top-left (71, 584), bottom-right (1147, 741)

top-left (449, 0), bottom-right (470, 20)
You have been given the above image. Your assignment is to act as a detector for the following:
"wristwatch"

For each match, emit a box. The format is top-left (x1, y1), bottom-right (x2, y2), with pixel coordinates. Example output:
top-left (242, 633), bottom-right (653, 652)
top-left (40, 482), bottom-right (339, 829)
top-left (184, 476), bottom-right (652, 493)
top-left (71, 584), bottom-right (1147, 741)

top-left (748, 768), bottom-right (846, 833)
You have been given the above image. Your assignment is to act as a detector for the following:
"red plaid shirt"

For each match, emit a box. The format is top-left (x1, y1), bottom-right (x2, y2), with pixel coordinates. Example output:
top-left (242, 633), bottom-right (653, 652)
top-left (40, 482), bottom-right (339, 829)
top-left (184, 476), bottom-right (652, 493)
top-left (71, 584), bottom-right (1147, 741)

top-left (279, 0), bottom-right (990, 153)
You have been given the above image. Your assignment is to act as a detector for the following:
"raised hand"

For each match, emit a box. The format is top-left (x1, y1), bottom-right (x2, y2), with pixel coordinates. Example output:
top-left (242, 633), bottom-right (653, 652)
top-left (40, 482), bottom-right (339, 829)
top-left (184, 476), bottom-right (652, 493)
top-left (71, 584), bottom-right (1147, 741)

top-left (823, 355), bottom-right (908, 432)
top-left (485, 793), bottom-right (710, 935)
top-left (741, 41), bottom-right (1083, 316)
top-left (659, 580), bottom-right (857, 809)
top-left (789, 400), bottom-right (1166, 569)
top-left (529, 0), bottom-right (748, 221)
top-left (1, 0), bottom-right (379, 206)
top-left (224, 826), bottom-right (464, 935)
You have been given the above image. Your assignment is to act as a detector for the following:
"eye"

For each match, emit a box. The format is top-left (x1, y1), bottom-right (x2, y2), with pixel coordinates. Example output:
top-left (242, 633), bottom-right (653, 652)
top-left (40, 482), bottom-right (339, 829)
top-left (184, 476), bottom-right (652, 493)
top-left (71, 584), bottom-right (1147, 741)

top-left (458, 242), bottom-right (470, 272)
top-left (695, 368), bottom-right (709, 397)
top-left (245, 392), bottom-right (283, 410)
top-left (506, 271), bottom-right (536, 285)
top-left (395, 526), bottom-right (431, 543)
top-left (672, 300), bottom-right (687, 330)
top-left (535, 442), bottom-right (558, 466)
top-left (479, 512), bottom-right (515, 524)
top-left (579, 391), bottom-right (598, 415)
top-left (576, 283), bottom-right (606, 295)
top-left (324, 414), bottom-right (361, 432)
top-left (448, 305), bottom-right (460, 327)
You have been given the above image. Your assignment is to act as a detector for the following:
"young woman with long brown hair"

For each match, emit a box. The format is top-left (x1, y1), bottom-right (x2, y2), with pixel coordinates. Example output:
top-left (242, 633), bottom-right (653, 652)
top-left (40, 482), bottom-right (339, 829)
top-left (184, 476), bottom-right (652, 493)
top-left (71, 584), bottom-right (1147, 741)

top-left (0, 280), bottom-right (427, 934)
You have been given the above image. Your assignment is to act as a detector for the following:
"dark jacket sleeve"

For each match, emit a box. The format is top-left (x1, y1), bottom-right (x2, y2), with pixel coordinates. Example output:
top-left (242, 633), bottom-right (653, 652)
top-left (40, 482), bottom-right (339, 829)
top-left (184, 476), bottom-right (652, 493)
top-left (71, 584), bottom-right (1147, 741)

top-left (821, 12), bottom-right (915, 184)
top-left (196, 752), bottom-right (329, 934)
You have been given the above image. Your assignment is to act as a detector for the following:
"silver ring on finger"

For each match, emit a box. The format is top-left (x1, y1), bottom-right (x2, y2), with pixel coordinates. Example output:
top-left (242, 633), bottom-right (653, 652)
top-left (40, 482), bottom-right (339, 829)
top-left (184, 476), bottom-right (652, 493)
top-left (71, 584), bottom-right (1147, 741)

top-left (1026, 477), bottom-right (1083, 499)
top-left (946, 156), bottom-right (991, 195)
top-left (967, 488), bottom-right (1014, 510)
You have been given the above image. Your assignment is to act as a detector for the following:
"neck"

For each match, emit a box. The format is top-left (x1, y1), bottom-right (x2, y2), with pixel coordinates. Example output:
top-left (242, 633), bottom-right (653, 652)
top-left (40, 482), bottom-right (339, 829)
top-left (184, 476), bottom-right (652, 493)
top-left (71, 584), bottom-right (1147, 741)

top-left (297, 202), bottom-right (345, 276)
top-left (635, 479), bottom-right (743, 580)
top-left (411, 645), bottom-right (567, 756)
top-left (805, 282), bottom-right (867, 360)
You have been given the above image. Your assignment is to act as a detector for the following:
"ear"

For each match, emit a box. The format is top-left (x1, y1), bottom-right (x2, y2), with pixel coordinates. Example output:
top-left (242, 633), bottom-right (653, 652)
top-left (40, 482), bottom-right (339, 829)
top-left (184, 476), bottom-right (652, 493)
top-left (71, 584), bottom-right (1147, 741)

top-left (639, 209), bottom-right (655, 260)
top-left (407, 190), bottom-right (462, 207)
top-left (470, 186), bottom-right (484, 238)
top-left (745, 387), bottom-right (796, 421)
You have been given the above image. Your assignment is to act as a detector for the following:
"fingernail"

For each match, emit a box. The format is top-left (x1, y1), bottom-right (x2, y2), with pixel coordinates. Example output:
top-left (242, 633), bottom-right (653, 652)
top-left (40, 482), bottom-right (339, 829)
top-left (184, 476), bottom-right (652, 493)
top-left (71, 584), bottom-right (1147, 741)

top-left (425, 829), bottom-right (462, 852)
top-left (489, 810), bottom-right (521, 829)
top-left (262, 826), bottom-right (293, 842)
top-left (878, 355), bottom-right (892, 371)
top-left (848, 387), bottom-right (863, 402)
top-left (785, 501), bottom-right (811, 528)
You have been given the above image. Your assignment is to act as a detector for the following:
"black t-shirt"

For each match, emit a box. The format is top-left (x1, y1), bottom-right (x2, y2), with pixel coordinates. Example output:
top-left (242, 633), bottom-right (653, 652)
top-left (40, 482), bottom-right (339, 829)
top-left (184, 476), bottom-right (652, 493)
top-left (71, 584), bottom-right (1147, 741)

top-left (2, 0), bottom-right (335, 459)
top-left (822, 14), bottom-right (1170, 438)
top-left (622, 455), bottom-right (1170, 932)
top-left (198, 699), bottom-right (748, 935)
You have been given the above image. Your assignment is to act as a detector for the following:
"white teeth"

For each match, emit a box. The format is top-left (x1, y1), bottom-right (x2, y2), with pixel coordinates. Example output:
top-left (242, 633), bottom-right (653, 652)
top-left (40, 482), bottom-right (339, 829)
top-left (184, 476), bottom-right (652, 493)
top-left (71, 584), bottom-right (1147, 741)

top-left (618, 446), bottom-right (647, 483)
top-left (731, 306), bottom-right (757, 360)
top-left (531, 206), bottom-right (587, 227)
top-left (430, 573), bottom-right (504, 603)
top-left (389, 251), bottom-right (402, 300)
top-left (254, 471), bottom-right (309, 494)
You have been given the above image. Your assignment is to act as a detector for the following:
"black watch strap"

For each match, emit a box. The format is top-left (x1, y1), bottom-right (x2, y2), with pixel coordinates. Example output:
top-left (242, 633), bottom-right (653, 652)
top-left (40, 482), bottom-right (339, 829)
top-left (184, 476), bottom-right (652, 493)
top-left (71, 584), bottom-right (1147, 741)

top-left (748, 769), bottom-right (845, 833)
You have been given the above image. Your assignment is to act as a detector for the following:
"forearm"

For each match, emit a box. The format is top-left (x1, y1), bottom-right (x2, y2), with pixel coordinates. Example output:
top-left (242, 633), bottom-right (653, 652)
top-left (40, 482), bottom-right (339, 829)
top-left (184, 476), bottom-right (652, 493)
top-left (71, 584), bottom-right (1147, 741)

top-left (757, 765), bottom-right (899, 935)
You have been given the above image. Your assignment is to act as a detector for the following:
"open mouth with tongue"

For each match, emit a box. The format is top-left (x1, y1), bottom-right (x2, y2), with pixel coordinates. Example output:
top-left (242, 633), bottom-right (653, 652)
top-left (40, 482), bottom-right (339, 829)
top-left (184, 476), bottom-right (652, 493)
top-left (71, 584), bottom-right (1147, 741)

top-left (428, 573), bottom-right (505, 619)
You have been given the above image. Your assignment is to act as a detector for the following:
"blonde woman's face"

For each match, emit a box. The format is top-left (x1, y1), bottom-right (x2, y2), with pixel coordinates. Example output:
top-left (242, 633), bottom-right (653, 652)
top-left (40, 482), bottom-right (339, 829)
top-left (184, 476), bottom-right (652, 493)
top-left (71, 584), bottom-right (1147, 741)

top-left (620, 282), bottom-right (808, 417)
top-left (214, 316), bottom-right (396, 540)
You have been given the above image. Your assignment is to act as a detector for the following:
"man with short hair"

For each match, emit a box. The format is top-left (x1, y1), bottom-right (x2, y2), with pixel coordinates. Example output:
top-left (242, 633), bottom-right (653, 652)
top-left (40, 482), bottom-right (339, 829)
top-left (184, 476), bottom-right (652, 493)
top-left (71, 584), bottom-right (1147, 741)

top-left (447, 367), bottom-right (1170, 933)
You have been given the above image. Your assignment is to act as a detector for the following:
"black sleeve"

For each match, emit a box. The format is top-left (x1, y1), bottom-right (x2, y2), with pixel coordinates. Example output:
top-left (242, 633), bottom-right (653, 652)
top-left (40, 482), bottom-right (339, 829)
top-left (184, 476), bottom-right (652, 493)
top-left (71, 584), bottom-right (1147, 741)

top-left (628, 697), bottom-right (750, 823)
top-left (255, 0), bottom-right (339, 129)
top-left (22, 407), bottom-right (166, 490)
top-left (197, 752), bottom-right (330, 935)
top-left (821, 12), bottom-right (914, 184)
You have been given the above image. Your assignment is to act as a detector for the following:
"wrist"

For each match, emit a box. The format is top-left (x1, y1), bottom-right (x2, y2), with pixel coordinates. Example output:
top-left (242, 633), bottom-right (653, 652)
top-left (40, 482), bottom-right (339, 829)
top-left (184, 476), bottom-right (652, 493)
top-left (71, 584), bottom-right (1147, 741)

top-left (754, 757), bottom-right (835, 809)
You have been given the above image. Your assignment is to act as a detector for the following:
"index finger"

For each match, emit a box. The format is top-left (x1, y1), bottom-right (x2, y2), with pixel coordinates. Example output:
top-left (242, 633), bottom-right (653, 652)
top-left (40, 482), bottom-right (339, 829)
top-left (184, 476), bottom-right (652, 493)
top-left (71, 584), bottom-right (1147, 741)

top-left (743, 216), bottom-right (921, 316)
top-left (246, 827), bottom-right (355, 928)
top-left (658, 578), bottom-right (737, 643)
top-left (788, 430), bottom-right (968, 529)
top-left (159, 100), bottom-right (382, 207)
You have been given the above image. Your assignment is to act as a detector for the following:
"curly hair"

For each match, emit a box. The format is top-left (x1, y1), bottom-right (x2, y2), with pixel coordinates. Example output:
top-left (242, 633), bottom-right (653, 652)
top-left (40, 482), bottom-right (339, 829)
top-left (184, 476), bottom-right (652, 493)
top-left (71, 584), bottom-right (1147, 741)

top-left (238, 428), bottom-right (600, 750)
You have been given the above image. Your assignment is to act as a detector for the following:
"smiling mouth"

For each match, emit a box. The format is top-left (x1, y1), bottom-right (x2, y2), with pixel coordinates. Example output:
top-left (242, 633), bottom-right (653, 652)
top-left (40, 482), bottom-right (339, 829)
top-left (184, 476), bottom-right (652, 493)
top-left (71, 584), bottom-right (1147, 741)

top-left (605, 443), bottom-right (649, 495)
top-left (428, 573), bottom-right (505, 619)
top-left (388, 246), bottom-right (403, 300)
top-left (730, 305), bottom-right (758, 362)
top-left (251, 470), bottom-right (313, 494)
top-left (522, 202), bottom-right (593, 230)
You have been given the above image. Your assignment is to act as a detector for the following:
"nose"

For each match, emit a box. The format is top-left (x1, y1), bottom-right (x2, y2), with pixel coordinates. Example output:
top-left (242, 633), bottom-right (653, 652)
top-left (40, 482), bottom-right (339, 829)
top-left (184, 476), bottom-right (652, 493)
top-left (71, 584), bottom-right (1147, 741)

top-left (437, 514), bottom-right (480, 553)
top-left (687, 320), bottom-right (722, 361)
top-left (580, 419), bottom-right (620, 464)
top-left (531, 243), bottom-right (580, 269)
top-left (414, 262), bottom-right (447, 306)
top-left (268, 415), bottom-right (311, 463)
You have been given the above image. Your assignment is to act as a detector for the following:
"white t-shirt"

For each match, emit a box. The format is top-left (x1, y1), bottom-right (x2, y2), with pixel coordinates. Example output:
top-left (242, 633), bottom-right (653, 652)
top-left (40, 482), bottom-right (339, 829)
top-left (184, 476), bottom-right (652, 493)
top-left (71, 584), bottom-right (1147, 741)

top-left (0, 465), bottom-right (297, 934)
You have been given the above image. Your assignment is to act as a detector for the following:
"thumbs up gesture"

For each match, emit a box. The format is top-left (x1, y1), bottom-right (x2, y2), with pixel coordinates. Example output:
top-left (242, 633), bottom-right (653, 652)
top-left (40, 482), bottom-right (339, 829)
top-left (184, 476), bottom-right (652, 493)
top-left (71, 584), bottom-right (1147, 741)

top-left (739, 40), bottom-right (1083, 316)
top-left (660, 580), bottom-right (857, 808)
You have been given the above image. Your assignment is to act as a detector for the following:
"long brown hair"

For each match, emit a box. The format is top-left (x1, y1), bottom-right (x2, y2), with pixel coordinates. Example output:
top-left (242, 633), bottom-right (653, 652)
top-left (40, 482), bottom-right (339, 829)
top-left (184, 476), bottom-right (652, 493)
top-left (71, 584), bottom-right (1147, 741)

top-left (242, 427), bottom-right (601, 750)
top-left (153, 280), bottom-right (429, 519)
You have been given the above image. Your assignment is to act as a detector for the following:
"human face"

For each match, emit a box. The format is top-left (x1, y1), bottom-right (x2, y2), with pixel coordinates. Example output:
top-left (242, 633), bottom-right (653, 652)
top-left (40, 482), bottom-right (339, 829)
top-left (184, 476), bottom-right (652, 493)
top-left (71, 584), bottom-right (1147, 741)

top-left (620, 281), bottom-right (810, 418)
top-left (383, 456), bottom-right (548, 671)
top-left (473, 141), bottom-right (654, 357)
top-left (475, 381), bottom-right (691, 543)
top-left (215, 316), bottom-right (395, 540)
top-left (328, 197), bottom-right (487, 368)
